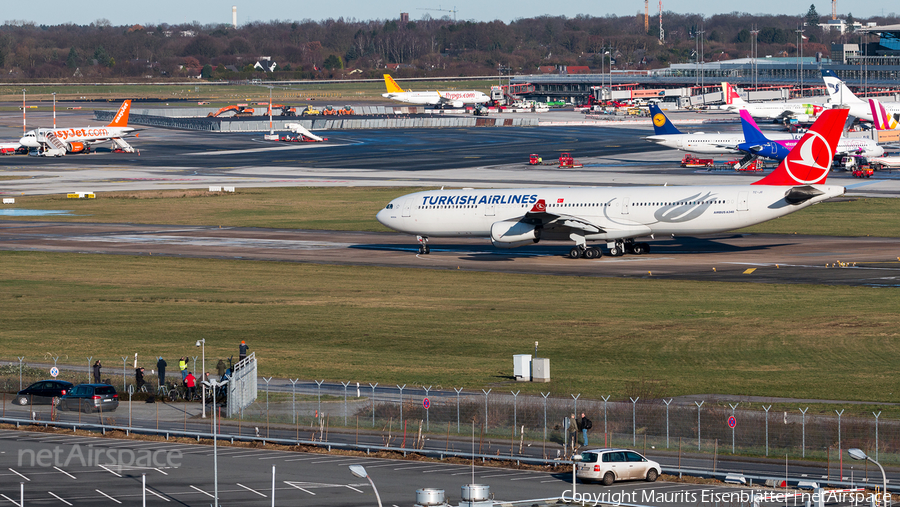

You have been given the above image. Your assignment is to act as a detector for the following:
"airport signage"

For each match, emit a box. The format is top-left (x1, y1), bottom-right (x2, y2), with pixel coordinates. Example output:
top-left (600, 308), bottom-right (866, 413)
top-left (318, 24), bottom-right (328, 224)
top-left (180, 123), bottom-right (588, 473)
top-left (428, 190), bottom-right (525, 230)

top-left (50, 367), bottom-right (58, 378)
top-left (728, 416), bottom-right (736, 428)
top-left (423, 398), bottom-right (430, 409)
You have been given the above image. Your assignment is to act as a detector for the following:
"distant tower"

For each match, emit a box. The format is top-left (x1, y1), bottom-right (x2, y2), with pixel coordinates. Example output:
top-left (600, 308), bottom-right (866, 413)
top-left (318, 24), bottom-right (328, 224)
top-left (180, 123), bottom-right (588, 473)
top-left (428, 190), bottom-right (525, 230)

top-left (400, 12), bottom-right (409, 23)
top-left (232, 6), bottom-right (237, 28)
top-left (659, 0), bottom-right (664, 43)
top-left (831, 0), bottom-right (836, 20)
top-left (644, 0), bottom-right (649, 32)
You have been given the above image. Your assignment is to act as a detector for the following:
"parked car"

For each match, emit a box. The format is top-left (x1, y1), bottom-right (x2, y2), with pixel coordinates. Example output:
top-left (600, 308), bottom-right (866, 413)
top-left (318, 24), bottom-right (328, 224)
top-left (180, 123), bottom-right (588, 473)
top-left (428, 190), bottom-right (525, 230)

top-left (575, 448), bottom-right (661, 485)
top-left (58, 384), bottom-right (119, 413)
top-left (13, 380), bottom-right (74, 405)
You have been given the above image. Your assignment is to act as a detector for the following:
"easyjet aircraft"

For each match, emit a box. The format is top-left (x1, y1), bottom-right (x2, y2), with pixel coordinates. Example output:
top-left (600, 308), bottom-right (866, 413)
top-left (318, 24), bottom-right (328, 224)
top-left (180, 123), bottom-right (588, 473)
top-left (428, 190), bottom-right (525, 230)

top-left (19, 100), bottom-right (136, 156)
top-left (377, 108), bottom-right (849, 258)
top-left (719, 82), bottom-right (825, 122)
top-left (381, 75), bottom-right (489, 108)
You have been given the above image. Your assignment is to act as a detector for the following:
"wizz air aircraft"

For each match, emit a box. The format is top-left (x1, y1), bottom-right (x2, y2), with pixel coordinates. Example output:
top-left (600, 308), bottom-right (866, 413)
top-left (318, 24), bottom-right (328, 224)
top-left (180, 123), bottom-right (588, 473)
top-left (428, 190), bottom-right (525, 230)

top-left (377, 108), bottom-right (849, 259)
top-left (822, 70), bottom-right (900, 122)
top-left (381, 75), bottom-right (489, 108)
top-left (19, 100), bottom-right (136, 156)
top-left (719, 82), bottom-right (825, 121)
top-left (646, 104), bottom-right (881, 159)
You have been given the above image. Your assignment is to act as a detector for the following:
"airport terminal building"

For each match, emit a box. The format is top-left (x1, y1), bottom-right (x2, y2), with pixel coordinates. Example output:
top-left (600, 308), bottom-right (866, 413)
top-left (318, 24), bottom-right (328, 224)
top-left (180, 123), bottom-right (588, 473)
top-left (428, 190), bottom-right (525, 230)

top-left (510, 24), bottom-right (900, 105)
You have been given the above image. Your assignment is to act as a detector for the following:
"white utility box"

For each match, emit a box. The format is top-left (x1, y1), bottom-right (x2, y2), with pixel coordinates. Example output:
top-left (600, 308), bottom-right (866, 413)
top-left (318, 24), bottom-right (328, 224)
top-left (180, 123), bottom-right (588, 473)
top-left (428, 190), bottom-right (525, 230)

top-left (532, 357), bottom-right (550, 382)
top-left (513, 354), bottom-right (532, 381)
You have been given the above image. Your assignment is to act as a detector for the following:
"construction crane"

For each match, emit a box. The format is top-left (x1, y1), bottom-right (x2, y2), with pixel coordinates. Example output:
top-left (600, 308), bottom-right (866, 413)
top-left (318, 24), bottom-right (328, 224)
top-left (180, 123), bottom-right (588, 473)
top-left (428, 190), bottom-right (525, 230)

top-left (417, 5), bottom-right (458, 21)
top-left (659, 0), bottom-right (665, 43)
top-left (832, 0), bottom-right (836, 20)
top-left (644, 0), bottom-right (649, 32)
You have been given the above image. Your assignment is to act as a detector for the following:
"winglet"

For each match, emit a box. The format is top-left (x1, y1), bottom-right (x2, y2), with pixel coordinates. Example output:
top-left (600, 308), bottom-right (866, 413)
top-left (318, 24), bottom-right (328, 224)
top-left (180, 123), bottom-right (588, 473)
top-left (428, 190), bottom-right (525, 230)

top-left (648, 103), bottom-right (682, 135)
top-left (107, 100), bottom-right (131, 128)
top-left (530, 199), bottom-right (547, 212)
top-left (752, 108), bottom-right (849, 186)
top-left (383, 74), bottom-right (404, 94)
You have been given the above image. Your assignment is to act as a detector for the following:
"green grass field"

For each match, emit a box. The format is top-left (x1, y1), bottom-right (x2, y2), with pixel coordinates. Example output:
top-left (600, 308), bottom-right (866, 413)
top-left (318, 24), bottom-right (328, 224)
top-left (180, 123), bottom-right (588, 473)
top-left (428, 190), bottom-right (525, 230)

top-left (1, 250), bottom-right (899, 406)
top-left (3, 188), bottom-right (900, 237)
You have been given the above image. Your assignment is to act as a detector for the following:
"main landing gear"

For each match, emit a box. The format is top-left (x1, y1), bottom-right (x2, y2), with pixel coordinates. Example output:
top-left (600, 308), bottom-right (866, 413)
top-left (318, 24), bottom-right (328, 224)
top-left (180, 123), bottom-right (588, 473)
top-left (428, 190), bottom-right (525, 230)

top-left (417, 236), bottom-right (430, 255)
top-left (568, 239), bottom-right (651, 259)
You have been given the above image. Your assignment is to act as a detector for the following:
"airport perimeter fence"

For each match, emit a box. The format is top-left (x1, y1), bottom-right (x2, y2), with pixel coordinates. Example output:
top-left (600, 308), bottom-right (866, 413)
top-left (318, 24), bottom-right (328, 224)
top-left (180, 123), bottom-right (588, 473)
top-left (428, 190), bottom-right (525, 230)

top-left (3, 359), bottom-right (898, 467)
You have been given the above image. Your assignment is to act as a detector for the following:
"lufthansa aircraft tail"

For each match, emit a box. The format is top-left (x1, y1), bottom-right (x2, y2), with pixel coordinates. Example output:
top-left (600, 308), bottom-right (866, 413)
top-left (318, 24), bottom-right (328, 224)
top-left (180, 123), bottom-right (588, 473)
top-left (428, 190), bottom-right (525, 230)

top-left (753, 108), bottom-right (848, 186)
top-left (106, 100), bottom-right (132, 128)
top-left (648, 103), bottom-right (682, 135)
top-left (869, 98), bottom-right (900, 130)
top-left (383, 74), bottom-right (405, 94)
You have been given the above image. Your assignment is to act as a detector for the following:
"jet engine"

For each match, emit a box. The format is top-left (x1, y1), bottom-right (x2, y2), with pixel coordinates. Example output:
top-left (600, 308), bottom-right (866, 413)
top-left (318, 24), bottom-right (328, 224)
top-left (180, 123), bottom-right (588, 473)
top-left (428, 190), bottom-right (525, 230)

top-left (451, 101), bottom-right (463, 108)
top-left (66, 142), bottom-right (86, 153)
top-left (490, 220), bottom-right (540, 249)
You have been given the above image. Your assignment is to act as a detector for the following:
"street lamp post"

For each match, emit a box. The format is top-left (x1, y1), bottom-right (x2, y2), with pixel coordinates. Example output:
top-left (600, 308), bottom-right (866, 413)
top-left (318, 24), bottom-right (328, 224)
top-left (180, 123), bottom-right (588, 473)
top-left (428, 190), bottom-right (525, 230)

top-left (349, 465), bottom-right (383, 507)
top-left (52, 92), bottom-right (57, 129)
top-left (203, 378), bottom-right (227, 507)
top-left (848, 448), bottom-right (887, 504)
top-left (572, 453), bottom-right (582, 499)
top-left (196, 339), bottom-right (206, 418)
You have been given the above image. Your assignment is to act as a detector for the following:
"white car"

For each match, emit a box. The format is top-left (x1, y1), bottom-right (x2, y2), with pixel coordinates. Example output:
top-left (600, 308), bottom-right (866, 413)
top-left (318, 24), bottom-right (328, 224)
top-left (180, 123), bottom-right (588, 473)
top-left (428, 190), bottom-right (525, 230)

top-left (576, 448), bottom-right (661, 485)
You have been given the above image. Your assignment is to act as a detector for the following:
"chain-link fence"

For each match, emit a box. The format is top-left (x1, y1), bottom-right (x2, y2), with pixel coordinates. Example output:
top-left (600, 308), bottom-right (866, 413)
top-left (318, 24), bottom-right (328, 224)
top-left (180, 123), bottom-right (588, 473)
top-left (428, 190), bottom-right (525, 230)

top-left (3, 358), bottom-right (898, 467)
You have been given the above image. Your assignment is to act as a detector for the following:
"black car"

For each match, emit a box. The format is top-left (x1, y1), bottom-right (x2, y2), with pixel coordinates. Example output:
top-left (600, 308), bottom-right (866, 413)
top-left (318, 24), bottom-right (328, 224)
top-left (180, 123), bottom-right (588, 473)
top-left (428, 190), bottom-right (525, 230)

top-left (59, 384), bottom-right (119, 413)
top-left (13, 380), bottom-right (75, 405)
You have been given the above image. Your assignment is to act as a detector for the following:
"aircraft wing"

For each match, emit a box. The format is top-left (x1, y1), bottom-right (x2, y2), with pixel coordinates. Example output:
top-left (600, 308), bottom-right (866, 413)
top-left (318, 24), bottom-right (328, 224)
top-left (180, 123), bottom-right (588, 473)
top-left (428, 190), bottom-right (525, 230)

top-left (523, 209), bottom-right (607, 234)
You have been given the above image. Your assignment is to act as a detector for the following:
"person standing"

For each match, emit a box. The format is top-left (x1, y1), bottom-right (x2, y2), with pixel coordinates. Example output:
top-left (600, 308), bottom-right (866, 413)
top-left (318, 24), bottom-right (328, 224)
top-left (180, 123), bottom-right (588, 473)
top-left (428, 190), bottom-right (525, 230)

top-left (179, 357), bottom-right (187, 380)
top-left (157, 357), bottom-right (167, 389)
top-left (568, 414), bottom-right (579, 454)
top-left (239, 341), bottom-right (249, 361)
top-left (216, 359), bottom-right (226, 380)
top-left (185, 372), bottom-right (196, 400)
top-left (580, 412), bottom-right (592, 447)
top-left (92, 360), bottom-right (102, 383)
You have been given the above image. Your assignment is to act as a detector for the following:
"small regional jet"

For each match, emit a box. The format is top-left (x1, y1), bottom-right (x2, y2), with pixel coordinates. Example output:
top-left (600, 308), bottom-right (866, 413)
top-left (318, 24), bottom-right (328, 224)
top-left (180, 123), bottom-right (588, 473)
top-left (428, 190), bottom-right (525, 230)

top-left (646, 104), bottom-right (882, 160)
top-left (381, 74), bottom-right (489, 108)
top-left (377, 108), bottom-right (849, 259)
top-left (19, 100), bottom-right (136, 156)
top-left (823, 70), bottom-right (900, 123)
top-left (719, 82), bottom-right (825, 122)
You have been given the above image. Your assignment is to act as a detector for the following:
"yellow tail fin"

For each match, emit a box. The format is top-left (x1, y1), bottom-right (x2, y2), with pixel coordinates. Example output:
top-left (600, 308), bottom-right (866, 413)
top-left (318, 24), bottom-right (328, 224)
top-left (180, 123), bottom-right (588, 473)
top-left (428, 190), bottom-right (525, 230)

top-left (383, 74), bottom-right (404, 93)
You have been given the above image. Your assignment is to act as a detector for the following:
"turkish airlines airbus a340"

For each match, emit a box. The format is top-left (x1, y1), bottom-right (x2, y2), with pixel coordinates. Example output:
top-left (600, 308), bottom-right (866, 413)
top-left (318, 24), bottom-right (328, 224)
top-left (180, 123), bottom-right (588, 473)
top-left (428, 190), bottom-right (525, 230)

top-left (376, 108), bottom-right (849, 259)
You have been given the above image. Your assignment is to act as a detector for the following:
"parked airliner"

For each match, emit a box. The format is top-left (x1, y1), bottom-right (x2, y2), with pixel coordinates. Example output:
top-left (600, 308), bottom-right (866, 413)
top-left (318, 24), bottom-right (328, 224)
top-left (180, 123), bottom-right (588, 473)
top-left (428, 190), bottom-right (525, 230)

top-left (381, 75), bottom-right (489, 108)
top-left (646, 104), bottom-right (882, 159)
top-left (377, 109), bottom-right (849, 259)
top-left (719, 82), bottom-right (825, 121)
top-left (19, 100), bottom-right (135, 156)
top-left (823, 70), bottom-right (900, 122)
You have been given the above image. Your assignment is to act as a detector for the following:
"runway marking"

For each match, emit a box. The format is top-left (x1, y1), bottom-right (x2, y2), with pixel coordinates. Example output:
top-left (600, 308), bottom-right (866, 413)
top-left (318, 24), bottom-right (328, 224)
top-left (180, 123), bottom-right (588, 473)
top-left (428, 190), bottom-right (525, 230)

top-left (284, 482), bottom-right (316, 495)
top-left (345, 485), bottom-right (364, 493)
top-left (98, 465), bottom-right (122, 477)
top-left (236, 483), bottom-right (267, 497)
top-left (54, 467), bottom-right (76, 479)
top-left (0, 495), bottom-right (20, 507)
top-left (52, 234), bottom-right (352, 251)
top-left (47, 492), bottom-right (72, 506)
top-left (95, 489), bottom-right (121, 504)
top-left (185, 144), bottom-right (340, 156)
top-left (189, 485), bottom-right (214, 498)
top-left (8, 468), bottom-right (29, 481)
top-left (144, 487), bottom-right (170, 502)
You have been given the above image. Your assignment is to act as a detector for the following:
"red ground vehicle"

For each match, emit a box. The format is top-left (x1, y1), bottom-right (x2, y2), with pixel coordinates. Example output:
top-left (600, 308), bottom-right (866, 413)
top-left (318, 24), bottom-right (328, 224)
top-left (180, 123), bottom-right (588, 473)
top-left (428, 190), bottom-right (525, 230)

top-left (681, 154), bottom-right (714, 168)
top-left (558, 153), bottom-right (583, 168)
top-left (529, 154), bottom-right (543, 165)
top-left (852, 167), bottom-right (874, 178)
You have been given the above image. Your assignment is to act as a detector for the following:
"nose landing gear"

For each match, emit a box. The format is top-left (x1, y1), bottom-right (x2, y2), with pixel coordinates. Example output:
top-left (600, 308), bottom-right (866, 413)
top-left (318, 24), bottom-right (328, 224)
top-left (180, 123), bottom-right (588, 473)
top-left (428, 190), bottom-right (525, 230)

top-left (416, 236), bottom-right (430, 254)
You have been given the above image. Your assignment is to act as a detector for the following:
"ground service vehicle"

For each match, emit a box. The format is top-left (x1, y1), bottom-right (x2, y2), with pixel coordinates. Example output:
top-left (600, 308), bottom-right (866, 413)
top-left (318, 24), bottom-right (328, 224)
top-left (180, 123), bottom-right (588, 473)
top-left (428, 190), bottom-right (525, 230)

top-left (529, 154), bottom-right (543, 165)
top-left (14, 380), bottom-right (74, 405)
top-left (681, 154), bottom-right (714, 167)
top-left (576, 448), bottom-right (662, 485)
top-left (301, 105), bottom-right (321, 116)
top-left (208, 105), bottom-right (255, 117)
top-left (59, 384), bottom-right (119, 412)
top-left (558, 153), bottom-right (583, 168)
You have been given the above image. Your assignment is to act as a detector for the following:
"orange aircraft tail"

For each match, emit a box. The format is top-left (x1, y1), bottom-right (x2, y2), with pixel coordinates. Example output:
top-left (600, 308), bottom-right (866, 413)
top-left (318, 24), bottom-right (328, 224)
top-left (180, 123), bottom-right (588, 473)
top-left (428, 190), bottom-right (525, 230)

top-left (107, 100), bottom-right (132, 128)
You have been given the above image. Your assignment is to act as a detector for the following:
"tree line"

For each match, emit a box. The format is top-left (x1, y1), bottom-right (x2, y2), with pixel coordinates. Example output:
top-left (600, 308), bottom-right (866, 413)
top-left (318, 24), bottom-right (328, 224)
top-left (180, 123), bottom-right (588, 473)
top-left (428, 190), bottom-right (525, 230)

top-left (0, 9), bottom-right (894, 81)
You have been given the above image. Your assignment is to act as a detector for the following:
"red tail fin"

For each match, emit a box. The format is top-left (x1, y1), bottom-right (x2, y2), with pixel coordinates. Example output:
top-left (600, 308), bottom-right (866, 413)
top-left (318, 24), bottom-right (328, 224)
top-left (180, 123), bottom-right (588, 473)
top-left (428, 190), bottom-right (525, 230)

top-left (530, 199), bottom-right (547, 212)
top-left (107, 100), bottom-right (131, 128)
top-left (753, 108), bottom-right (849, 186)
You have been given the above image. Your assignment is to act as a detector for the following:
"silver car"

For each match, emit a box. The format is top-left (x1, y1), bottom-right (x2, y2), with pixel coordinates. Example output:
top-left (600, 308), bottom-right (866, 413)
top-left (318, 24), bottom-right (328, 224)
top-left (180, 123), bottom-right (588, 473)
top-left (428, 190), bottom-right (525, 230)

top-left (576, 448), bottom-right (661, 485)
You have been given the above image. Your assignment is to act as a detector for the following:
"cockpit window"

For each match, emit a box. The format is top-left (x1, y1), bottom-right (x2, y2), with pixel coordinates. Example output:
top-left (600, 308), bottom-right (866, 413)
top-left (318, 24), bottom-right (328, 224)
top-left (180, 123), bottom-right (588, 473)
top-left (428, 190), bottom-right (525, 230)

top-left (385, 203), bottom-right (393, 209)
